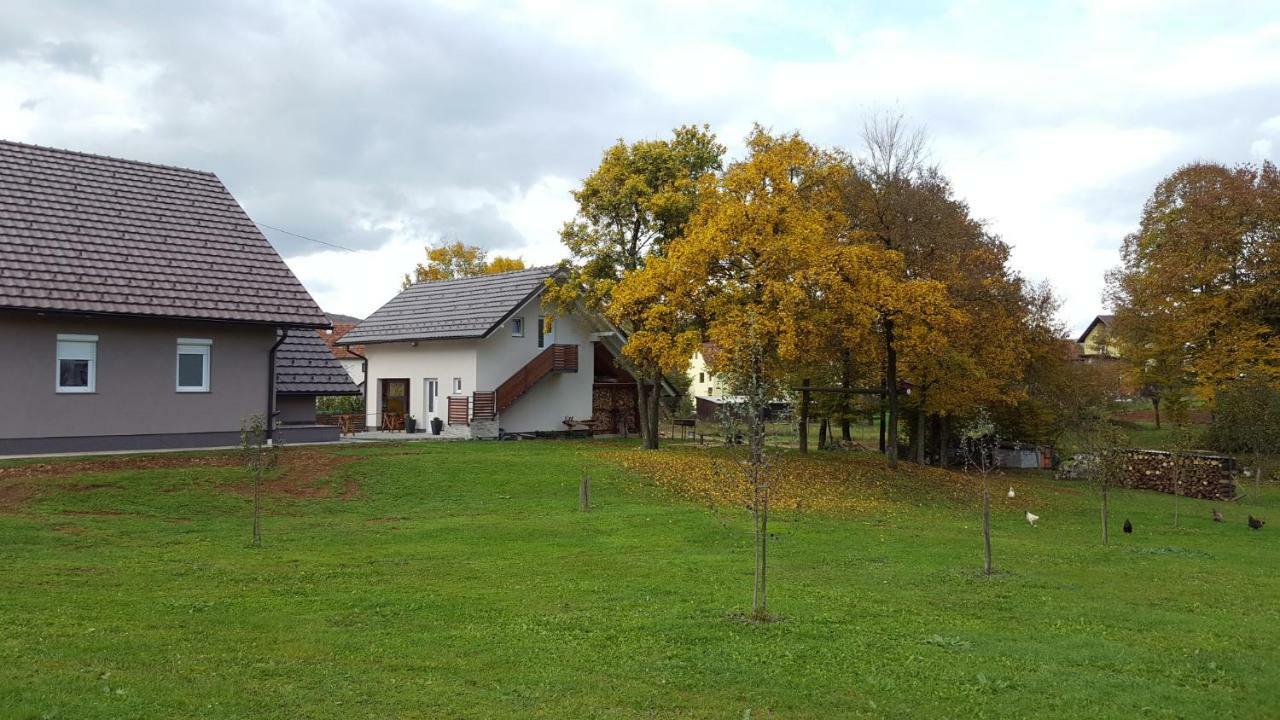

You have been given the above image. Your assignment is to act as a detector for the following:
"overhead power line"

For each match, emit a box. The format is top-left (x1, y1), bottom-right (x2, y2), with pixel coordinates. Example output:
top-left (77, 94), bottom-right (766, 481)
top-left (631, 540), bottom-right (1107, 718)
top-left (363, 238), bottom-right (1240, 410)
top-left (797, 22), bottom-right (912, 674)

top-left (256, 222), bottom-right (358, 253)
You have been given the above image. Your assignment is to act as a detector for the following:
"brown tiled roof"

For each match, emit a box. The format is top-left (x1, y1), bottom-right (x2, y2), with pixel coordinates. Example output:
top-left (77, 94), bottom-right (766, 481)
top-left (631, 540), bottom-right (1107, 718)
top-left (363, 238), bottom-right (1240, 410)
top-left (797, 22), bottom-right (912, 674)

top-left (276, 331), bottom-right (360, 396)
top-left (320, 323), bottom-right (364, 359)
top-left (0, 140), bottom-right (328, 326)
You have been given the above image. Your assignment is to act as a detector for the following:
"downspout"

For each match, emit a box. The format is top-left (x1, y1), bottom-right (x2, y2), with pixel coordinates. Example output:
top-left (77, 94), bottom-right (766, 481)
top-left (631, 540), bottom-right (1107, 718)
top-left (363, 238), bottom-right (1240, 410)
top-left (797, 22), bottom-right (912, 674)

top-left (266, 328), bottom-right (288, 443)
top-left (346, 345), bottom-right (370, 427)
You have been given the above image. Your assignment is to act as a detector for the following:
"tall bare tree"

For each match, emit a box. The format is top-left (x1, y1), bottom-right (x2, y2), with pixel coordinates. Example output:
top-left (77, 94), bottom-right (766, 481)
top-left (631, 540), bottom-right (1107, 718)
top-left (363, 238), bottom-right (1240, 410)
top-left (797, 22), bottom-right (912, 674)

top-left (852, 113), bottom-right (930, 468)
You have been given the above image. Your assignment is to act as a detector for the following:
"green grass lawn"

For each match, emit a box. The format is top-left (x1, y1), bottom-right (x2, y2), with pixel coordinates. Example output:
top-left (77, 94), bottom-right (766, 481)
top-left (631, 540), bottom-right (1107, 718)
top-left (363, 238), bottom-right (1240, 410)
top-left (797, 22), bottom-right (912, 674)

top-left (1, 441), bottom-right (1276, 718)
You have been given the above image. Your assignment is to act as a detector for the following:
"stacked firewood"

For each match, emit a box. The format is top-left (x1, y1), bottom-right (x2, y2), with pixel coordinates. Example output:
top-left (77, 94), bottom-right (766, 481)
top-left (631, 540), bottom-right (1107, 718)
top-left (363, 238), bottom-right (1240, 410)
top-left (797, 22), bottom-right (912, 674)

top-left (1113, 449), bottom-right (1239, 501)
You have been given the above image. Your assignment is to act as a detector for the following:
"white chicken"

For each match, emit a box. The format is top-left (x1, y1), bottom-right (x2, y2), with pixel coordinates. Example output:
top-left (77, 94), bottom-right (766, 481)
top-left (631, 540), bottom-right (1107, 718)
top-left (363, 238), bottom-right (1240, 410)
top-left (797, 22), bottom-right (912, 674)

top-left (1025, 511), bottom-right (1039, 526)
top-left (1007, 487), bottom-right (1016, 499)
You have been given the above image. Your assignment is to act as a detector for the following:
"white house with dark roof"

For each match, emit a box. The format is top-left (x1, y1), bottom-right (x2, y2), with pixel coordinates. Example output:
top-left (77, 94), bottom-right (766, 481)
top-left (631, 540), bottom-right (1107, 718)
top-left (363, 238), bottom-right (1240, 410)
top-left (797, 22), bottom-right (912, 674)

top-left (0, 140), bottom-right (345, 454)
top-left (341, 267), bottom-right (666, 438)
top-left (1077, 314), bottom-right (1120, 359)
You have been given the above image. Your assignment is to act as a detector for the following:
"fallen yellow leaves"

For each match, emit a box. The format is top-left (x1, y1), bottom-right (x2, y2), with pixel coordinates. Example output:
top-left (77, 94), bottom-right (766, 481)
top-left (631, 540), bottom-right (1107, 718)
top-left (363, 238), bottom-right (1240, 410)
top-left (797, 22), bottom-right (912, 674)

top-left (597, 445), bottom-right (1007, 516)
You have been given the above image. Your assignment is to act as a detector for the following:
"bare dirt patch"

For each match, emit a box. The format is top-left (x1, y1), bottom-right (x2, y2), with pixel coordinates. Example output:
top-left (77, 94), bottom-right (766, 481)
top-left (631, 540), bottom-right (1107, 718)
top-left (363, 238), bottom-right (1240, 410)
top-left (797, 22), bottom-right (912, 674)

top-left (50, 524), bottom-right (88, 535)
top-left (0, 454), bottom-right (241, 481)
top-left (67, 483), bottom-right (126, 493)
top-left (0, 483), bottom-right (37, 513)
top-left (221, 450), bottom-right (361, 500)
top-left (0, 448), bottom-right (363, 512)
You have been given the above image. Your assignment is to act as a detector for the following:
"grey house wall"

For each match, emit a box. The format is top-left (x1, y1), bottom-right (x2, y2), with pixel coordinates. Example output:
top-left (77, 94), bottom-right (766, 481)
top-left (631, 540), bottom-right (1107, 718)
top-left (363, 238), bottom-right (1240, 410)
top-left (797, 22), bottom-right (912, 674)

top-left (277, 395), bottom-right (317, 424)
top-left (0, 313), bottom-right (276, 454)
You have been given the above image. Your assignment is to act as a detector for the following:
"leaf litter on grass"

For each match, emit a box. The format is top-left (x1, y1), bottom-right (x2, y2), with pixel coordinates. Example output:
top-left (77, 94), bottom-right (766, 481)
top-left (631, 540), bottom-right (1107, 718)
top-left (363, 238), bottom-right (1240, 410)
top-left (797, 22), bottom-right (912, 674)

top-left (598, 445), bottom-right (1036, 518)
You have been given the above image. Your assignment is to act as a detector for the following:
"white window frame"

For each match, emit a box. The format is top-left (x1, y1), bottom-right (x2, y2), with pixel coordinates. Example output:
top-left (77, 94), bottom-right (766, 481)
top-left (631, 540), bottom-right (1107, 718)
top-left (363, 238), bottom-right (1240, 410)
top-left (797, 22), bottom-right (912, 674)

top-left (176, 338), bottom-right (212, 393)
top-left (511, 317), bottom-right (524, 337)
top-left (55, 334), bottom-right (98, 394)
top-left (453, 377), bottom-right (463, 394)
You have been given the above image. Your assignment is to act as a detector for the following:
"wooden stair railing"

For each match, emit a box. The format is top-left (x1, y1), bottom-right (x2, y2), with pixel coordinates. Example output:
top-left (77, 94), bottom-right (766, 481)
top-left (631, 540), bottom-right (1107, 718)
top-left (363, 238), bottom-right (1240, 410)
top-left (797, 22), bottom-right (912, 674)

top-left (472, 391), bottom-right (497, 421)
top-left (447, 396), bottom-right (470, 425)
top-left (494, 343), bottom-right (578, 414)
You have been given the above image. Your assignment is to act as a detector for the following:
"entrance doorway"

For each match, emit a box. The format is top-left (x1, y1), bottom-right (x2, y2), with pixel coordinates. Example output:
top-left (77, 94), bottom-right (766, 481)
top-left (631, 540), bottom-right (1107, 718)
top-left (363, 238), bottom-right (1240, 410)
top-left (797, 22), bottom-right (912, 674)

top-left (424, 378), bottom-right (439, 420)
top-left (380, 378), bottom-right (409, 429)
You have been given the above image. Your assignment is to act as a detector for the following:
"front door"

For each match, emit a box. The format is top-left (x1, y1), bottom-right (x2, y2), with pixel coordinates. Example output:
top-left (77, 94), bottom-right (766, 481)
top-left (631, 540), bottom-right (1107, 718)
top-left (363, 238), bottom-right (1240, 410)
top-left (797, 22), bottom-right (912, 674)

top-left (424, 378), bottom-right (439, 419)
top-left (380, 378), bottom-right (409, 428)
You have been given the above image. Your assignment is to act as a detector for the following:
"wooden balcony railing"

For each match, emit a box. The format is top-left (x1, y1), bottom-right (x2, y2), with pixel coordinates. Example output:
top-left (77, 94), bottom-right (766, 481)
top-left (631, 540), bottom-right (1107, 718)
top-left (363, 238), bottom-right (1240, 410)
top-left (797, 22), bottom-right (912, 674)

top-left (494, 343), bottom-right (578, 414)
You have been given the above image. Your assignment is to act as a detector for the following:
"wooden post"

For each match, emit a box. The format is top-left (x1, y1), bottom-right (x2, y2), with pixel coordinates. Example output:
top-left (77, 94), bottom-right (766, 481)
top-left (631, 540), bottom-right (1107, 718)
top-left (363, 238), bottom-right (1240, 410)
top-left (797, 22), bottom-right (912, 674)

top-left (798, 379), bottom-right (810, 453)
top-left (579, 470), bottom-right (591, 512)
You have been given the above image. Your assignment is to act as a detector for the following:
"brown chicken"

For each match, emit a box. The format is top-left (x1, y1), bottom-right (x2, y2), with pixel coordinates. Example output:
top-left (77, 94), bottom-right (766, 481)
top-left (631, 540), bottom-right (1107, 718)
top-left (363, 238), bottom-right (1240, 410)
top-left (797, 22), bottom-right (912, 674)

top-left (1248, 515), bottom-right (1266, 530)
top-left (1211, 508), bottom-right (1224, 523)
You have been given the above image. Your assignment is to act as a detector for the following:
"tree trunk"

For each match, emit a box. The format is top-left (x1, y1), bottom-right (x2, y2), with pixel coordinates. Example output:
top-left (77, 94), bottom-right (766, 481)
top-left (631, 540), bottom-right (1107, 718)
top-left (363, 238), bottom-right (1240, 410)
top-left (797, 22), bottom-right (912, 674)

top-left (636, 382), bottom-right (651, 444)
top-left (840, 351), bottom-right (852, 441)
top-left (885, 320), bottom-right (899, 468)
top-left (252, 468), bottom-right (262, 548)
top-left (1152, 396), bottom-right (1161, 430)
top-left (748, 351), bottom-right (769, 620)
top-left (939, 416), bottom-right (951, 469)
top-left (1255, 453), bottom-right (1264, 503)
top-left (914, 405), bottom-right (926, 464)
top-left (1101, 484), bottom-right (1110, 545)
top-left (646, 374), bottom-right (662, 450)
top-left (798, 379), bottom-right (810, 453)
top-left (982, 477), bottom-right (992, 575)
top-left (818, 418), bottom-right (829, 450)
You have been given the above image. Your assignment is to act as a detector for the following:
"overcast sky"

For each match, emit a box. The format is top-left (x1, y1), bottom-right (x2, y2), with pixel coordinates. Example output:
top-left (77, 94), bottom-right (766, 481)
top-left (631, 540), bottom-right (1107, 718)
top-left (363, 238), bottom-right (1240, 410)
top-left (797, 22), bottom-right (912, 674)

top-left (3, 1), bottom-right (1278, 333)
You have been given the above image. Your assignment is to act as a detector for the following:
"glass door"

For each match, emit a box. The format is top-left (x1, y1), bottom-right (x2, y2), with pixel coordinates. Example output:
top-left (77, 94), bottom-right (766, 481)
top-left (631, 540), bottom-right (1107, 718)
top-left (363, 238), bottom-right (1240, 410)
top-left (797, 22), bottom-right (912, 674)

top-left (424, 378), bottom-right (439, 418)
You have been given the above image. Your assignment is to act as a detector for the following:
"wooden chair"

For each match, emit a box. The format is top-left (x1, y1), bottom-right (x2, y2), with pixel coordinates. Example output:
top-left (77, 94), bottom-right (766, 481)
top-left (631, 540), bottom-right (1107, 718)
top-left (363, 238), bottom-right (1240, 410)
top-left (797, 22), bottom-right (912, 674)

top-left (337, 414), bottom-right (356, 436)
top-left (382, 412), bottom-right (405, 432)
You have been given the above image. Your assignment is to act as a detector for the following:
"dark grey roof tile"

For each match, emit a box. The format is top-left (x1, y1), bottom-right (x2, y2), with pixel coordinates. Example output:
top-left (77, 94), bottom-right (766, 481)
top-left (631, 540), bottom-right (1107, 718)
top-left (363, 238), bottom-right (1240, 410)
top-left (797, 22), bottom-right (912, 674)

top-left (341, 266), bottom-right (556, 344)
top-left (275, 331), bottom-right (361, 396)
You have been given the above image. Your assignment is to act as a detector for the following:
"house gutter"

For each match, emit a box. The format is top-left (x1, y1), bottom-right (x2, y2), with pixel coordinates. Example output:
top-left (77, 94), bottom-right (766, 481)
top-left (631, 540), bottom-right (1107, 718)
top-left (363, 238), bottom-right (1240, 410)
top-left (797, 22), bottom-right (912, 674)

top-left (346, 345), bottom-right (369, 398)
top-left (266, 328), bottom-right (288, 443)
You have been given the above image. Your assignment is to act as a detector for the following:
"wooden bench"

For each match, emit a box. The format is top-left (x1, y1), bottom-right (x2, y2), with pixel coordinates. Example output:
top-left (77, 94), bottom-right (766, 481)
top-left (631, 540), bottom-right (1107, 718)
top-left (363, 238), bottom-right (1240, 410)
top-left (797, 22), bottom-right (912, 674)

top-left (563, 416), bottom-right (592, 438)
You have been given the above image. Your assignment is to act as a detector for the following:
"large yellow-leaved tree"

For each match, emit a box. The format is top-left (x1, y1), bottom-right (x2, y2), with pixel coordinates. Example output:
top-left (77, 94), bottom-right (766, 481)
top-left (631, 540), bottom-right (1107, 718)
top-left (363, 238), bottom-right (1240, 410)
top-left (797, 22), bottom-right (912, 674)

top-left (402, 241), bottom-right (525, 288)
top-left (1108, 161), bottom-right (1280, 402)
top-left (611, 127), bottom-right (953, 618)
top-left (547, 125), bottom-right (725, 449)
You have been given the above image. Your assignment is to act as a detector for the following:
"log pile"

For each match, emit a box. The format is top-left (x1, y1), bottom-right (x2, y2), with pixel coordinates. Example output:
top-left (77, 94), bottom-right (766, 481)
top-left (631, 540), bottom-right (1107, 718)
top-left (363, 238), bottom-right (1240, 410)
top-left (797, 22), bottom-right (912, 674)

top-left (1113, 449), bottom-right (1239, 501)
top-left (588, 385), bottom-right (639, 435)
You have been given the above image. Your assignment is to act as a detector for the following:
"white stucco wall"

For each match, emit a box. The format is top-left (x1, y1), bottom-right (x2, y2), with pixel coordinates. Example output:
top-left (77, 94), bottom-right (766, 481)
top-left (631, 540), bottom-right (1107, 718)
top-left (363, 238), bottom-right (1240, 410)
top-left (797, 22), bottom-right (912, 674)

top-left (339, 357), bottom-right (364, 385)
top-left (362, 340), bottom-right (477, 427)
top-left (360, 292), bottom-right (599, 434)
top-left (478, 299), bottom-right (597, 433)
top-left (687, 351), bottom-right (719, 397)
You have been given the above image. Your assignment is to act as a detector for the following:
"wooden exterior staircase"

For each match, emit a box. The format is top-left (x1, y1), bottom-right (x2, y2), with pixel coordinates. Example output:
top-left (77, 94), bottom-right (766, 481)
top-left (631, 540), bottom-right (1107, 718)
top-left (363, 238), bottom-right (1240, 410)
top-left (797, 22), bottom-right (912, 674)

top-left (475, 343), bottom-right (578, 420)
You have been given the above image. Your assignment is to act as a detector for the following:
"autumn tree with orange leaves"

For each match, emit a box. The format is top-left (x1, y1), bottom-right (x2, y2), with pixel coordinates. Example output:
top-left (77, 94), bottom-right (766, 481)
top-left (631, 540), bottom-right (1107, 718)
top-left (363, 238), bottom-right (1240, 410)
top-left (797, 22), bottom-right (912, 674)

top-left (547, 125), bottom-right (726, 449)
top-left (402, 241), bottom-right (525, 288)
top-left (611, 127), bottom-right (954, 619)
top-left (1108, 161), bottom-right (1280, 406)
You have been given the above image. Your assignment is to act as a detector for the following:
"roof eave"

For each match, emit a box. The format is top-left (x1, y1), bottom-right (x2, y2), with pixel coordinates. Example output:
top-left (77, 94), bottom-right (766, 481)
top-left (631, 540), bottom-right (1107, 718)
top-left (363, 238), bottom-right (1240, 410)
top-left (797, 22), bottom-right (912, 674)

top-left (0, 306), bottom-right (331, 329)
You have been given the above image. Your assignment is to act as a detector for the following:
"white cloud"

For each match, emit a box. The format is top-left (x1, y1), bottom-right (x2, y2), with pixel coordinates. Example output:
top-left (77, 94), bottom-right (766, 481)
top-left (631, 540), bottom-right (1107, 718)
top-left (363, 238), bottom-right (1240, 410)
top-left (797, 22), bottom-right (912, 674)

top-left (284, 235), bottom-right (424, 319)
top-left (6, 0), bottom-right (1280, 336)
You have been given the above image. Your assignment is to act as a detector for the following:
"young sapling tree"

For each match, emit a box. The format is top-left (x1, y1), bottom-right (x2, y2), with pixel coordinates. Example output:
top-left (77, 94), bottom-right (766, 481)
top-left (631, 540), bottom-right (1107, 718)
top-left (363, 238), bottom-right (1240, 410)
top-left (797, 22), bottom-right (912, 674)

top-left (240, 414), bottom-right (280, 548)
top-left (960, 409), bottom-right (999, 575)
